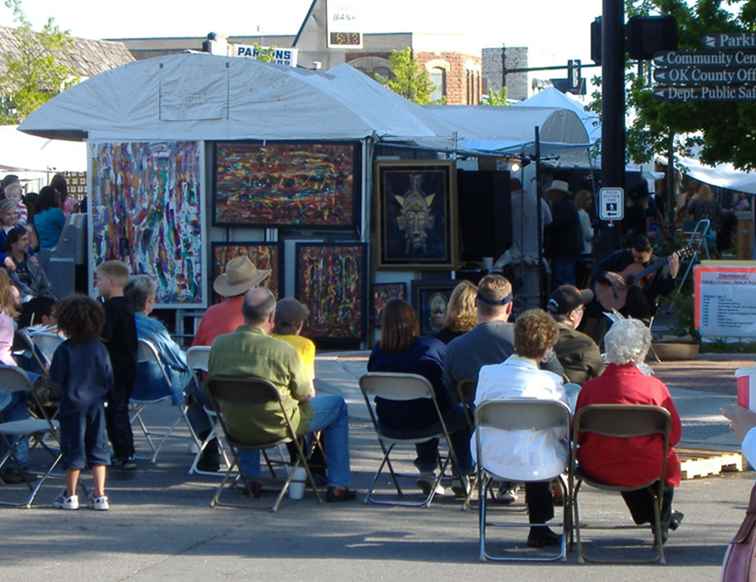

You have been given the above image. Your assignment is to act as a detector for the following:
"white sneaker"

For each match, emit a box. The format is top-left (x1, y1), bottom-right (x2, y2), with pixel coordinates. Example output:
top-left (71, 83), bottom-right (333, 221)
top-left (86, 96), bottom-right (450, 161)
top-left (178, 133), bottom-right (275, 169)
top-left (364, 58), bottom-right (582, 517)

top-left (53, 492), bottom-right (79, 510)
top-left (417, 473), bottom-right (446, 497)
top-left (88, 495), bottom-right (110, 511)
top-left (497, 486), bottom-right (518, 505)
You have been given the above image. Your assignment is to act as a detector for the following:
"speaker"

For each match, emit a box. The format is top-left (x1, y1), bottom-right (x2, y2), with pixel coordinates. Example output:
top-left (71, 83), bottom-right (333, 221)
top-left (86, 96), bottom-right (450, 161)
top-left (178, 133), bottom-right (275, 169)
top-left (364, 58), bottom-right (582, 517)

top-left (457, 171), bottom-right (511, 261)
top-left (627, 15), bottom-right (678, 60)
top-left (591, 17), bottom-right (602, 65)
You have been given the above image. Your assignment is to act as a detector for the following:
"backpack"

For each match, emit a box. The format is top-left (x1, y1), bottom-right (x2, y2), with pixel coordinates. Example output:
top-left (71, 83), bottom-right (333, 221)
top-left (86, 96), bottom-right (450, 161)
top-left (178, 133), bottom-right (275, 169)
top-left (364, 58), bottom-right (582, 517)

top-left (722, 482), bottom-right (756, 582)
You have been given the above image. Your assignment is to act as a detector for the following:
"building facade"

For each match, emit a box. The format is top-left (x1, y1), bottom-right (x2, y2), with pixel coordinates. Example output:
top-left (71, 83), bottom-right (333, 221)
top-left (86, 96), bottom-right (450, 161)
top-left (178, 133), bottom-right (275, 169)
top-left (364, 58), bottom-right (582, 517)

top-left (481, 46), bottom-right (529, 101)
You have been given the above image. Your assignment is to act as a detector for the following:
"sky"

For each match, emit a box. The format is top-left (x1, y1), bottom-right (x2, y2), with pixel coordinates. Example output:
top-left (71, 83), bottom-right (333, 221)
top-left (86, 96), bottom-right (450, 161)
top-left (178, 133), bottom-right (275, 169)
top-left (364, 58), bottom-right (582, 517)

top-left (0, 0), bottom-right (604, 93)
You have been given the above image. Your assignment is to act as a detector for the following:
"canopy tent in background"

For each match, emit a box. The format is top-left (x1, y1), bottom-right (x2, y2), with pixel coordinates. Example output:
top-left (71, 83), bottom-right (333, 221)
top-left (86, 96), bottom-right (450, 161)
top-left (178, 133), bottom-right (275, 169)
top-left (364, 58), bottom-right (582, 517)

top-left (676, 155), bottom-right (756, 196)
top-left (0, 125), bottom-right (86, 172)
top-left (514, 87), bottom-right (601, 144)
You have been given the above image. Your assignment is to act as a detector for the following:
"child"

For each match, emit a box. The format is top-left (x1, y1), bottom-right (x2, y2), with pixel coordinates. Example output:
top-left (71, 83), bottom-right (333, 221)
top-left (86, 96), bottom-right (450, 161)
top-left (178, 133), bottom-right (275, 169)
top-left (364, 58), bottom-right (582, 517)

top-left (95, 261), bottom-right (138, 470)
top-left (49, 295), bottom-right (113, 510)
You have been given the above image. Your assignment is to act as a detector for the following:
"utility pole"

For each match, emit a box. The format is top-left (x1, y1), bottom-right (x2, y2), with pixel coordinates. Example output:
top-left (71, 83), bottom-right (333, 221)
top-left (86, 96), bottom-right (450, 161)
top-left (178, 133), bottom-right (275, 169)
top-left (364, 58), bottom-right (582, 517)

top-left (501, 45), bottom-right (507, 95)
top-left (598, 0), bottom-right (625, 257)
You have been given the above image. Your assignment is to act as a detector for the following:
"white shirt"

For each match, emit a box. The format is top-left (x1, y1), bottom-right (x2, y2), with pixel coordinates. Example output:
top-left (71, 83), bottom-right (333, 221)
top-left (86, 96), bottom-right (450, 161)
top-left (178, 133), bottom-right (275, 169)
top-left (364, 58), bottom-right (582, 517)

top-left (577, 208), bottom-right (594, 255)
top-left (472, 355), bottom-right (569, 481)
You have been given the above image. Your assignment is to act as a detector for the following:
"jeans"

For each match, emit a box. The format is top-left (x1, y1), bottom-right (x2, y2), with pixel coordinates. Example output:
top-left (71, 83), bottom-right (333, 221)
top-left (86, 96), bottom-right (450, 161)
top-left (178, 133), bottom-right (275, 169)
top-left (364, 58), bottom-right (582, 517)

top-left (240, 394), bottom-right (351, 487)
top-left (414, 404), bottom-right (473, 475)
top-left (185, 378), bottom-right (212, 436)
top-left (0, 391), bottom-right (30, 467)
top-left (551, 257), bottom-right (577, 288)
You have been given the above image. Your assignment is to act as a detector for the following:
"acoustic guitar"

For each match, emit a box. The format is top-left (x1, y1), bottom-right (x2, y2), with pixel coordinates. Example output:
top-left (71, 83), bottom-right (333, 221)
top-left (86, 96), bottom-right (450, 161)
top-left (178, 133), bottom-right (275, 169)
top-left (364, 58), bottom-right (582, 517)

top-left (595, 246), bottom-right (695, 311)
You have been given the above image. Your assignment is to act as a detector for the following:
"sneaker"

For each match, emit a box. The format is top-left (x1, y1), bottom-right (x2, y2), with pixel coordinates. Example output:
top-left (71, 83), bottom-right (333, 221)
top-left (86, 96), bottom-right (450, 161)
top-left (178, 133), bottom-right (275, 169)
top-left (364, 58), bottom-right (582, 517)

top-left (88, 495), bottom-right (110, 511)
top-left (417, 475), bottom-right (446, 497)
top-left (117, 456), bottom-right (137, 471)
top-left (497, 485), bottom-right (518, 505)
top-left (53, 492), bottom-right (80, 510)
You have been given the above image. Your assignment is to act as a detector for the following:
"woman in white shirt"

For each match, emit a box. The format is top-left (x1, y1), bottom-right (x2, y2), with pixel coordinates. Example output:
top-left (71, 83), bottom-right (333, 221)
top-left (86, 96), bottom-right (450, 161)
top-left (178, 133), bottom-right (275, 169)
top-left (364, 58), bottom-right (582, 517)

top-left (575, 190), bottom-right (595, 288)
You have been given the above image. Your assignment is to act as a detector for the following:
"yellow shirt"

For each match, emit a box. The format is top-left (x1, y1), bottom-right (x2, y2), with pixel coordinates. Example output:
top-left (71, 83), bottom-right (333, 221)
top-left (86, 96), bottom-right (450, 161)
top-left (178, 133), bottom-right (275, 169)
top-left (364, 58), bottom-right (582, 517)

top-left (273, 334), bottom-right (316, 384)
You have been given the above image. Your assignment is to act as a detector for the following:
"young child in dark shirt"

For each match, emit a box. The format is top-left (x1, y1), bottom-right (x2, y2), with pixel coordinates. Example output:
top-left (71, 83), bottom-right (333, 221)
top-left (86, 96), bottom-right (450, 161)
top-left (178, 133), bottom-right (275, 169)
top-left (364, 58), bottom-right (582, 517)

top-left (50, 295), bottom-right (113, 510)
top-left (95, 260), bottom-right (138, 470)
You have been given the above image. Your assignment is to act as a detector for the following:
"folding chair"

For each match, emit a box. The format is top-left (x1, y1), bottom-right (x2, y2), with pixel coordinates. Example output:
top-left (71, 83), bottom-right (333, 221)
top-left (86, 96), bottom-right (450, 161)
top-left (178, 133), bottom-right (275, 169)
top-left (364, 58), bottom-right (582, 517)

top-left (358, 372), bottom-right (470, 508)
top-left (475, 399), bottom-right (571, 562)
top-left (571, 404), bottom-right (672, 565)
top-left (206, 376), bottom-right (323, 512)
top-left (130, 339), bottom-right (200, 463)
top-left (456, 378), bottom-right (475, 430)
top-left (186, 346), bottom-right (233, 476)
top-left (0, 366), bottom-right (62, 508)
top-left (677, 218), bottom-right (710, 292)
top-left (28, 332), bottom-right (64, 371)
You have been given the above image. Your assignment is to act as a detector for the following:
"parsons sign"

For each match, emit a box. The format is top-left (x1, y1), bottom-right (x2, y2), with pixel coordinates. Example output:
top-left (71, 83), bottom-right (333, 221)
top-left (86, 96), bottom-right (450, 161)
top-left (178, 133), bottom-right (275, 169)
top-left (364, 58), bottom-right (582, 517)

top-left (233, 44), bottom-right (298, 67)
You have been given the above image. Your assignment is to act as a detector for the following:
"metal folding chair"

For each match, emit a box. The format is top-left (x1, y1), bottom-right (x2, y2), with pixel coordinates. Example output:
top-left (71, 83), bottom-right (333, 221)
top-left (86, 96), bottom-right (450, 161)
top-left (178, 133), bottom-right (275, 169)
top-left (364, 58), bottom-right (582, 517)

top-left (206, 376), bottom-right (323, 512)
top-left (475, 399), bottom-right (572, 562)
top-left (130, 339), bottom-right (200, 464)
top-left (0, 366), bottom-right (63, 508)
top-left (28, 332), bottom-right (64, 371)
top-left (677, 218), bottom-right (711, 292)
top-left (571, 404), bottom-right (672, 565)
top-left (358, 372), bottom-right (470, 508)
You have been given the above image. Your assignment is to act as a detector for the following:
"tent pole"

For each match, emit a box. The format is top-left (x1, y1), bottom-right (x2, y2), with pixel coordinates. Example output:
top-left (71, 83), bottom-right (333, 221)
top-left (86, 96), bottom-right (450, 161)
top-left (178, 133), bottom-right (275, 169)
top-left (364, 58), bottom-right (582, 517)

top-left (535, 126), bottom-right (543, 308)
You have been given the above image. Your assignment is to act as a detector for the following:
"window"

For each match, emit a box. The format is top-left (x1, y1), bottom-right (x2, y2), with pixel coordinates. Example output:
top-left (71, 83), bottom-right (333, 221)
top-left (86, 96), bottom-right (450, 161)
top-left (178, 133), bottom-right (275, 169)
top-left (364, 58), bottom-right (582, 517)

top-left (430, 67), bottom-right (446, 102)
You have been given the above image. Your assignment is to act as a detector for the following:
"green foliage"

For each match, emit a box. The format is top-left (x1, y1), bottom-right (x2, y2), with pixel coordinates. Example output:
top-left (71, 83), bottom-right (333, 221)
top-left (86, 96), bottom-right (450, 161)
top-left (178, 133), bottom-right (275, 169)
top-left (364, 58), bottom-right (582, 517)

top-left (376, 48), bottom-right (436, 105)
top-left (251, 43), bottom-right (275, 63)
top-left (0, 0), bottom-right (78, 124)
top-left (481, 86), bottom-right (509, 107)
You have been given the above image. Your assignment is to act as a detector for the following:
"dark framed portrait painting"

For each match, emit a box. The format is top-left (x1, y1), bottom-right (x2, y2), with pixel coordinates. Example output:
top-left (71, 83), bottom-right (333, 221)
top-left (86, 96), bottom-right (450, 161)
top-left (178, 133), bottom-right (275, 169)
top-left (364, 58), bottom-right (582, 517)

top-left (295, 242), bottom-right (367, 345)
top-left (371, 282), bottom-right (408, 329)
top-left (412, 280), bottom-right (457, 336)
top-left (375, 160), bottom-right (458, 270)
top-left (210, 242), bottom-right (283, 303)
top-left (213, 142), bottom-right (361, 228)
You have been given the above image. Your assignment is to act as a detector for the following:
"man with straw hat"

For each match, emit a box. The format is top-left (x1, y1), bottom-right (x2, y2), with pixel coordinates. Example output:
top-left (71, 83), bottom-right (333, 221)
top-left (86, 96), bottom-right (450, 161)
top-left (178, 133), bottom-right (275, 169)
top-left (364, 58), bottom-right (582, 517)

top-left (192, 255), bottom-right (271, 347)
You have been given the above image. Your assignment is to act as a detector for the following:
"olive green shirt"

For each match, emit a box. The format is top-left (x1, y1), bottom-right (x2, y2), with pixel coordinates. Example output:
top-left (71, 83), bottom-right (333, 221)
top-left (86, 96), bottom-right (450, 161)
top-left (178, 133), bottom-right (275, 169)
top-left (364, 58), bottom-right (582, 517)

top-left (208, 325), bottom-right (313, 442)
top-left (554, 323), bottom-right (605, 386)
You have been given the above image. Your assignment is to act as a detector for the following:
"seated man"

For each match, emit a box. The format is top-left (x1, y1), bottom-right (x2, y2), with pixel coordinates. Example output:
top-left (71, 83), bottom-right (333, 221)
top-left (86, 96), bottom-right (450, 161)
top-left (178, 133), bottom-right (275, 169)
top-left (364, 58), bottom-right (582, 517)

top-left (546, 285), bottom-right (604, 386)
top-left (272, 297), bottom-right (316, 394)
top-left (576, 318), bottom-right (684, 544)
top-left (474, 309), bottom-right (568, 548)
top-left (208, 287), bottom-right (355, 501)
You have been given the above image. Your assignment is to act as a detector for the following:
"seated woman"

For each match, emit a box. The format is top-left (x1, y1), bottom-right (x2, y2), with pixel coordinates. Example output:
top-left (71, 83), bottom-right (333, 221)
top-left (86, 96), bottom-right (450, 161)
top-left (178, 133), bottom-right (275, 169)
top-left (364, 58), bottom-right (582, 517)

top-left (367, 299), bottom-right (472, 496)
top-left (434, 280), bottom-right (477, 344)
top-left (5, 226), bottom-right (56, 327)
top-left (32, 186), bottom-right (65, 251)
top-left (576, 318), bottom-right (684, 543)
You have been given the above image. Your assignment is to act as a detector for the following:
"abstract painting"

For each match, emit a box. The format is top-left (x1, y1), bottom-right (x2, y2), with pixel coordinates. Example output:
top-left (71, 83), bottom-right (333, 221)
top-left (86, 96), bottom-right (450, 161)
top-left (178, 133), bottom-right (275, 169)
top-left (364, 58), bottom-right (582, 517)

top-left (295, 242), bottom-right (367, 344)
top-left (371, 282), bottom-right (407, 328)
top-left (213, 142), bottom-right (360, 227)
top-left (211, 242), bottom-right (282, 303)
top-left (91, 142), bottom-right (206, 308)
top-left (375, 160), bottom-right (458, 270)
top-left (412, 280), bottom-right (457, 336)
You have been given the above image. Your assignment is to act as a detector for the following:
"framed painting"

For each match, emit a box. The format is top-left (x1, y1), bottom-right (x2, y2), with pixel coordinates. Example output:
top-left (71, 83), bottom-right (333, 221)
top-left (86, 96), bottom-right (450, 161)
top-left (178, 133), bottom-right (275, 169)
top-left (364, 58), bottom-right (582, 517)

top-left (90, 141), bottom-right (207, 309)
top-left (375, 160), bottom-right (458, 270)
top-left (213, 141), bottom-right (361, 228)
top-left (412, 280), bottom-right (457, 336)
top-left (371, 282), bottom-right (408, 328)
top-left (210, 242), bottom-right (283, 303)
top-left (294, 242), bottom-right (367, 344)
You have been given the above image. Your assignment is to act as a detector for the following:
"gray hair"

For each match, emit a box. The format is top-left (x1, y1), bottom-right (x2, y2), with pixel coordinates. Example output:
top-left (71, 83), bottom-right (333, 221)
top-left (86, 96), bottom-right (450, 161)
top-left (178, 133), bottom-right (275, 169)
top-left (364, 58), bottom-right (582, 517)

top-left (124, 275), bottom-right (157, 313)
top-left (242, 287), bottom-right (276, 325)
top-left (604, 318), bottom-right (651, 365)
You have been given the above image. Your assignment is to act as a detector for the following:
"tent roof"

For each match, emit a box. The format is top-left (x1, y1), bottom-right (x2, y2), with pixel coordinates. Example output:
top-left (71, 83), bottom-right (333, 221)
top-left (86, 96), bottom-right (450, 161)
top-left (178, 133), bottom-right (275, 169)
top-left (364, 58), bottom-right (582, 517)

top-left (515, 87), bottom-right (601, 144)
top-left (19, 53), bottom-right (445, 142)
top-left (677, 155), bottom-right (756, 195)
top-left (0, 125), bottom-right (86, 172)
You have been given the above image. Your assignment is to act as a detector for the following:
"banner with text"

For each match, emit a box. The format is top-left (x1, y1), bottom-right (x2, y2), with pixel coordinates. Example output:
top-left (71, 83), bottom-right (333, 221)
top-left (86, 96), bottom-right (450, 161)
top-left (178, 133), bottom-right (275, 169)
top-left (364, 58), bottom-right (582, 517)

top-left (694, 264), bottom-right (756, 338)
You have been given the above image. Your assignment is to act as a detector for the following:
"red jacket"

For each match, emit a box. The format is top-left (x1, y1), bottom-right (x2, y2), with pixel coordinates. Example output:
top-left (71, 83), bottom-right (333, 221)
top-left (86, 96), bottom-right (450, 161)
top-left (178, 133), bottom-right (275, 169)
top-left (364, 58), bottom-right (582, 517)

top-left (575, 363), bottom-right (682, 487)
top-left (192, 296), bottom-right (245, 347)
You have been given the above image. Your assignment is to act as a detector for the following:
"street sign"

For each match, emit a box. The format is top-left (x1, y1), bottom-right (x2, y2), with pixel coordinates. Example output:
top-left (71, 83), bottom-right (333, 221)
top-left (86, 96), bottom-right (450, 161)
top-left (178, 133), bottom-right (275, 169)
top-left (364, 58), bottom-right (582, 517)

top-left (599, 187), bottom-right (624, 221)
top-left (654, 85), bottom-right (756, 102)
top-left (653, 66), bottom-right (756, 85)
top-left (702, 33), bottom-right (756, 50)
top-left (653, 50), bottom-right (756, 68)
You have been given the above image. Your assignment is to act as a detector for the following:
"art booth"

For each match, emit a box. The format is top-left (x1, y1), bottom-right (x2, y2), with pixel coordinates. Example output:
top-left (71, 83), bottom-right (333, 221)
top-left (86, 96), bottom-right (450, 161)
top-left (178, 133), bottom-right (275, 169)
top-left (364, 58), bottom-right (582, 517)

top-left (19, 53), bottom-right (590, 347)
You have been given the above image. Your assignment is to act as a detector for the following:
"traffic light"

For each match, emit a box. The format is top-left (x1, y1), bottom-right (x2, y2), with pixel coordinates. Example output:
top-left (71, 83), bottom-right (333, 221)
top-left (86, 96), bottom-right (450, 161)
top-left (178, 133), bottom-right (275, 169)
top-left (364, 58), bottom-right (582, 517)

top-left (591, 17), bottom-right (602, 64)
top-left (627, 15), bottom-right (678, 60)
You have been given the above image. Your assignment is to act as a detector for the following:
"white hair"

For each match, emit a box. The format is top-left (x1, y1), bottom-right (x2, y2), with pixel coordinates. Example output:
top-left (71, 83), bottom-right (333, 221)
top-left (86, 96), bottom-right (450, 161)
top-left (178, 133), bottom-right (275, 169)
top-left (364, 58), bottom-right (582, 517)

top-left (604, 318), bottom-right (651, 366)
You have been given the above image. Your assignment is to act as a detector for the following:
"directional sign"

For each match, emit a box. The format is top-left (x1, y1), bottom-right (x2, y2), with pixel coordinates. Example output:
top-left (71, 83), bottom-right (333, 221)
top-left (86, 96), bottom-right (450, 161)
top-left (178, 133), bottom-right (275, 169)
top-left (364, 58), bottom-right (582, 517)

top-left (654, 85), bottom-right (756, 102)
top-left (654, 66), bottom-right (756, 85)
top-left (599, 187), bottom-right (624, 221)
top-left (702, 33), bottom-right (756, 50)
top-left (653, 50), bottom-right (756, 68)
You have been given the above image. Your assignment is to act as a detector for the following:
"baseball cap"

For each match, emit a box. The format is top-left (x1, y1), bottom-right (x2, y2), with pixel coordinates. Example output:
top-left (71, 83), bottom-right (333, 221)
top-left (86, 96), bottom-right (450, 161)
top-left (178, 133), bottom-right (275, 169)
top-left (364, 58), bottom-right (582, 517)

top-left (546, 285), bottom-right (594, 316)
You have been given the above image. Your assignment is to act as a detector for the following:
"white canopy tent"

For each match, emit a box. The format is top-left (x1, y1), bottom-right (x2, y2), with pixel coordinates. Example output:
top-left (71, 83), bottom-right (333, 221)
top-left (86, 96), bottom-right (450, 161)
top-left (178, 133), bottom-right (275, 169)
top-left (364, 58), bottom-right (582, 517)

top-left (0, 125), bottom-right (86, 172)
top-left (515, 87), bottom-right (601, 144)
top-left (676, 155), bottom-right (756, 196)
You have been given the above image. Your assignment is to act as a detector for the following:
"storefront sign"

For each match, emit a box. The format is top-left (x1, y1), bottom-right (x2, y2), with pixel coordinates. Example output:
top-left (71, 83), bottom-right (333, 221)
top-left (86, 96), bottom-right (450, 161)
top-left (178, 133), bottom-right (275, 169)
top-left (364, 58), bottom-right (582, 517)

top-left (694, 264), bottom-right (756, 338)
top-left (233, 44), bottom-right (298, 67)
top-left (327, 1), bottom-right (363, 48)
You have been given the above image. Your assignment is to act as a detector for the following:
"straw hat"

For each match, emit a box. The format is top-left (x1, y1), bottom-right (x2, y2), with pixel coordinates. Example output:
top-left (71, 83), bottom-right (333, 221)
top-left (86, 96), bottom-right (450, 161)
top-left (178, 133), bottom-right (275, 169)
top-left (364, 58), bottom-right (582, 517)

top-left (213, 255), bottom-right (271, 297)
top-left (546, 180), bottom-right (571, 195)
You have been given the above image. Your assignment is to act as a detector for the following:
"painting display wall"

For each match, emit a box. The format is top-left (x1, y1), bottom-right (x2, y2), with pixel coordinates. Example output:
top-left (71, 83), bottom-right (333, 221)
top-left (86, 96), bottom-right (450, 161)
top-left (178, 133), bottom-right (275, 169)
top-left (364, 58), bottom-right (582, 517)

top-left (375, 160), bottom-right (458, 270)
top-left (371, 282), bottom-right (407, 329)
top-left (211, 242), bottom-right (282, 302)
top-left (295, 242), bottom-right (367, 343)
top-left (213, 142), bottom-right (360, 228)
top-left (91, 141), bottom-right (206, 308)
top-left (412, 280), bottom-right (457, 336)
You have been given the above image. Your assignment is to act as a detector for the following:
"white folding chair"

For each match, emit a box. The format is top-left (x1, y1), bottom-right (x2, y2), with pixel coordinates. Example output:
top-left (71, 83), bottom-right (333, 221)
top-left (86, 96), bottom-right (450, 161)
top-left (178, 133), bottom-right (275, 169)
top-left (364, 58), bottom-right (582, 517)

top-left (130, 339), bottom-right (200, 464)
top-left (475, 398), bottom-right (572, 562)
top-left (28, 332), bottom-right (64, 371)
top-left (0, 366), bottom-right (62, 508)
top-left (677, 218), bottom-right (711, 291)
top-left (359, 372), bottom-right (470, 508)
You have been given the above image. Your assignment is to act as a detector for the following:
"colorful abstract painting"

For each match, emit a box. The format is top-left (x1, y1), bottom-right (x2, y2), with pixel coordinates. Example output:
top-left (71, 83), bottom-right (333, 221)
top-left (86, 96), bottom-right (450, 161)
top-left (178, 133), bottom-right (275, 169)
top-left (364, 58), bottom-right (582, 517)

top-left (213, 142), bottom-right (360, 227)
top-left (371, 282), bottom-right (407, 328)
top-left (211, 242), bottom-right (282, 302)
top-left (295, 242), bottom-right (367, 343)
top-left (92, 142), bottom-right (205, 308)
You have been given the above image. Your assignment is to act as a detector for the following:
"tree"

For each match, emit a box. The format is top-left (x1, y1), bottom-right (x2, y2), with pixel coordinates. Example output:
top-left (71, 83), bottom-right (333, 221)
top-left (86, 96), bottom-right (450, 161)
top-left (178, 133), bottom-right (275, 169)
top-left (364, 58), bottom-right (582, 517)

top-left (481, 86), bottom-right (509, 107)
top-left (0, 0), bottom-right (78, 124)
top-left (376, 48), bottom-right (436, 105)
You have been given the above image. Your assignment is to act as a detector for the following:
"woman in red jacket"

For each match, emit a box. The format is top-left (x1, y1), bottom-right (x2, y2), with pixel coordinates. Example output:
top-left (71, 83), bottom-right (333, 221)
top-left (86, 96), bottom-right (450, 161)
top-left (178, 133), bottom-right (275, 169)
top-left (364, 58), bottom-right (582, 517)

top-left (575, 318), bottom-right (683, 542)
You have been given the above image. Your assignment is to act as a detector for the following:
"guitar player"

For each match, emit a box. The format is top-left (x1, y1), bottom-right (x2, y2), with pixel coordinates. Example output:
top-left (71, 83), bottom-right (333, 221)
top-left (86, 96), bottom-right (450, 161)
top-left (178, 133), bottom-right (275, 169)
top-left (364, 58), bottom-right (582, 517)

top-left (581, 235), bottom-right (680, 345)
